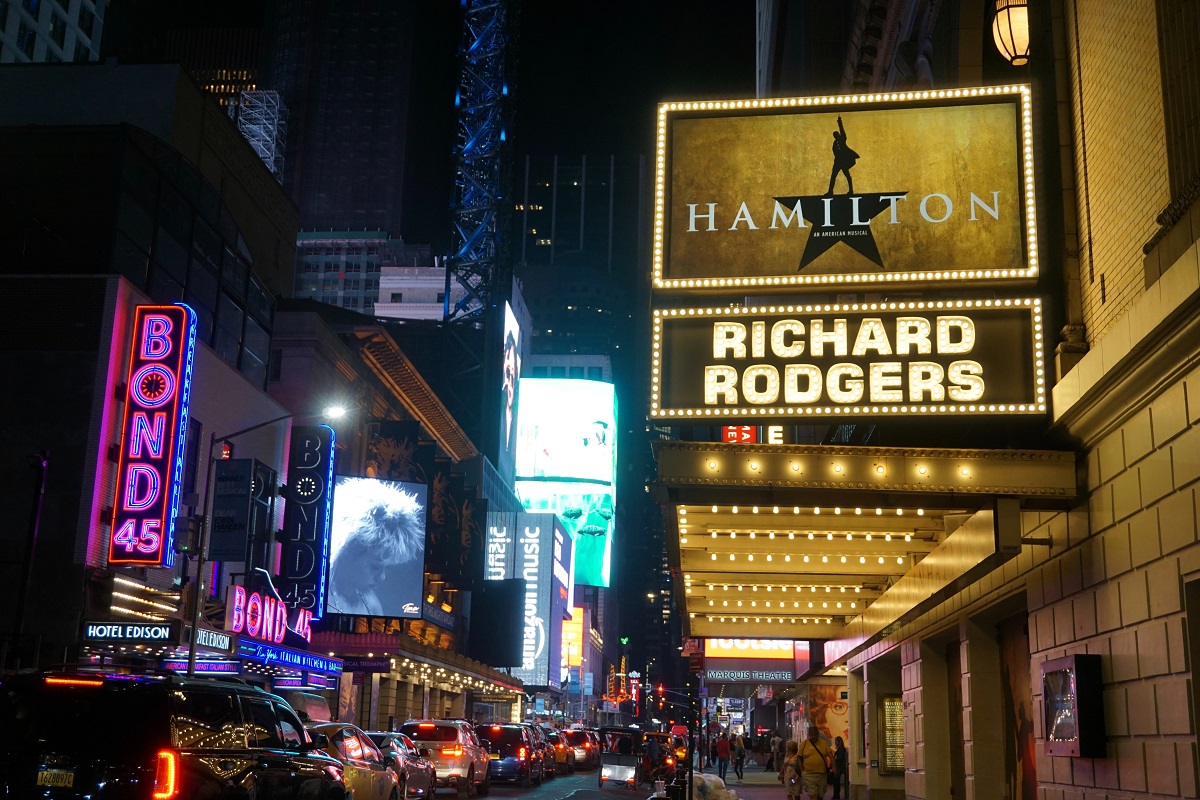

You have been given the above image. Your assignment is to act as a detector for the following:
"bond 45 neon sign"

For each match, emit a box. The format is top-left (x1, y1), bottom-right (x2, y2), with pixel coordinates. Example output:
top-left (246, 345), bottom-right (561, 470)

top-left (109, 305), bottom-right (197, 566)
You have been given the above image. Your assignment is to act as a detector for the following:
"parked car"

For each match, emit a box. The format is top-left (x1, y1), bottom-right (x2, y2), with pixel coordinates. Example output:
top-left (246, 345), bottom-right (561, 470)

top-left (0, 671), bottom-right (347, 800)
top-left (481, 723), bottom-right (544, 787)
top-left (309, 721), bottom-right (402, 800)
top-left (563, 729), bottom-right (598, 770)
top-left (400, 719), bottom-right (490, 797)
top-left (366, 731), bottom-right (437, 798)
top-left (547, 731), bottom-right (577, 773)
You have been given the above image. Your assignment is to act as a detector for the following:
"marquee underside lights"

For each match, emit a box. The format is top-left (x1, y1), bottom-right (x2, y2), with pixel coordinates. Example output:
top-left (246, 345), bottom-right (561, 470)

top-left (652, 85), bottom-right (1037, 292)
top-left (650, 299), bottom-right (1045, 420)
top-left (109, 305), bottom-right (197, 567)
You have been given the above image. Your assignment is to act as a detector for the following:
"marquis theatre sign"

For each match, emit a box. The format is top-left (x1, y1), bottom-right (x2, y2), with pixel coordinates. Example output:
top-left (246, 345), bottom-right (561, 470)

top-left (653, 86), bottom-right (1036, 291)
top-left (650, 300), bottom-right (1045, 420)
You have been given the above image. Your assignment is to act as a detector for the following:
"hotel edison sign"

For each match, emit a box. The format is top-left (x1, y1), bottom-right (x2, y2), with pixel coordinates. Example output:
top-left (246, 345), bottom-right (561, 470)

top-left (649, 299), bottom-right (1045, 420)
top-left (652, 86), bottom-right (1036, 291)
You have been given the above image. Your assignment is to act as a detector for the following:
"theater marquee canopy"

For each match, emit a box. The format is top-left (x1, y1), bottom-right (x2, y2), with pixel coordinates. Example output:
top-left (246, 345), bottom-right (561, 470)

top-left (653, 85), bottom-right (1035, 292)
top-left (650, 299), bottom-right (1045, 420)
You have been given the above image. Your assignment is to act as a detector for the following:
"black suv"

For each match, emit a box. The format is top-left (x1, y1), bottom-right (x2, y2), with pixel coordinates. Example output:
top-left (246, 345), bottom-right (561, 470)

top-left (0, 671), bottom-right (347, 799)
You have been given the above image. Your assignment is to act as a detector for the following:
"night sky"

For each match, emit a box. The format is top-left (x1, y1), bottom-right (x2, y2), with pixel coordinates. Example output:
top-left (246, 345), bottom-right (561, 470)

top-left (513, 0), bottom-right (756, 156)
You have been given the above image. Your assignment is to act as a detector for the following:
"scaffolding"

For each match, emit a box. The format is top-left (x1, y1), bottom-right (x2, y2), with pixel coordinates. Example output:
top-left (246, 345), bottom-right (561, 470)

top-left (232, 90), bottom-right (288, 181)
top-left (445, 0), bottom-right (515, 320)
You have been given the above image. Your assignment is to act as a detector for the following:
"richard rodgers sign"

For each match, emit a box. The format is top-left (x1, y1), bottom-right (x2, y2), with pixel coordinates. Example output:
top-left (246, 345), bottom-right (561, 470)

top-left (650, 299), bottom-right (1045, 420)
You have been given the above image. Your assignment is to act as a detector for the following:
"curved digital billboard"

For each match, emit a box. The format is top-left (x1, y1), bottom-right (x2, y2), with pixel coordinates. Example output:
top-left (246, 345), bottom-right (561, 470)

top-left (514, 379), bottom-right (617, 587)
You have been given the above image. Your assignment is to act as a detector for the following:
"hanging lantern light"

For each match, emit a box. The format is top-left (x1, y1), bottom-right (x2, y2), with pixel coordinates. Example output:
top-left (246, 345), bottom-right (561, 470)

top-left (993, 0), bottom-right (1030, 65)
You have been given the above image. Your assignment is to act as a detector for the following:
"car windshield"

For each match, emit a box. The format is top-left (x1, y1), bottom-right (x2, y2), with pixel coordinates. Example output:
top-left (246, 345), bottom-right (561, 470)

top-left (367, 733), bottom-right (396, 750)
top-left (401, 723), bottom-right (458, 742)
top-left (564, 731), bottom-right (590, 744)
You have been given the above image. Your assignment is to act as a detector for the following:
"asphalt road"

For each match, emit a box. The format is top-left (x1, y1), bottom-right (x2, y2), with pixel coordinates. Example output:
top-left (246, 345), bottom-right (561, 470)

top-left (475, 764), bottom-right (635, 800)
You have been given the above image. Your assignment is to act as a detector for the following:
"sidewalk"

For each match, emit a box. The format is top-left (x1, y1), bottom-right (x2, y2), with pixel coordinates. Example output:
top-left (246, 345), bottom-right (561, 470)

top-left (690, 763), bottom-right (843, 800)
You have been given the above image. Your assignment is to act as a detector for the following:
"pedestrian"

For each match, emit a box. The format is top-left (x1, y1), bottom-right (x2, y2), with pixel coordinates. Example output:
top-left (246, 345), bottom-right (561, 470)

top-left (766, 730), bottom-right (781, 771)
top-left (709, 736), bottom-right (718, 768)
top-left (795, 727), bottom-right (832, 800)
top-left (716, 731), bottom-right (731, 782)
top-left (778, 740), bottom-right (801, 800)
top-left (830, 736), bottom-right (848, 799)
top-left (733, 734), bottom-right (745, 781)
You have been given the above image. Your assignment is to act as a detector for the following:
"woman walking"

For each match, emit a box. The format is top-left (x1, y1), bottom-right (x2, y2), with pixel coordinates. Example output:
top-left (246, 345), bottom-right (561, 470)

top-left (733, 734), bottom-right (745, 781)
top-left (778, 740), bottom-right (801, 800)
top-left (830, 736), bottom-right (848, 799)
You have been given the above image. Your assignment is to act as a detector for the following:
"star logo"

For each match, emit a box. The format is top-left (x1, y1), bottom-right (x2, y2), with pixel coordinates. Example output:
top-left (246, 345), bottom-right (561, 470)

top-left (772, 193), bottom-right (908, 271)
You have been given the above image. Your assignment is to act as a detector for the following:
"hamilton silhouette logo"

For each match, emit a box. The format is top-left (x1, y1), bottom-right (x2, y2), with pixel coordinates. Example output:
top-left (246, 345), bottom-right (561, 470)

top-left (774, 116), bottom-right (908, 271)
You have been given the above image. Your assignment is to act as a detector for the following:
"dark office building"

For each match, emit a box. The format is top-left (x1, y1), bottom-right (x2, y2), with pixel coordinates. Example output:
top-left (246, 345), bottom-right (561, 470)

top-left (262, 0), bottom-right (459, 246)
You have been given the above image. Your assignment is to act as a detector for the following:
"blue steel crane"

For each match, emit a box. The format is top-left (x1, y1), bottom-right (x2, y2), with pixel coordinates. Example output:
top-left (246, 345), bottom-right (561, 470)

top-left (445, 0), bottom-right (515, 321)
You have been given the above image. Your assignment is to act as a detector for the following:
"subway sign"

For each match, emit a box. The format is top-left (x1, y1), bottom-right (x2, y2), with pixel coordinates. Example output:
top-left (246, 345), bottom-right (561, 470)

top-left (109, 305), bottom-right (197, 566)
top-left (650, 299), bottom-right (1045, 420)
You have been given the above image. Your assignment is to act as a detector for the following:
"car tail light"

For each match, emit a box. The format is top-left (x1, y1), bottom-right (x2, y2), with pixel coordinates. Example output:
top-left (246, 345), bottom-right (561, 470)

top-left (152, 750), bottom-right (179, 799)
top-left (666, 757), bottom-right (675, 766)
top-left (518, 747), bottom-right (527, 761)
top-left (418, 723), bottom-right (436, 728)
top-left (45, 676), bottom-right (104, 687)
top-left (441, 746), bottom-right (463, 756)
top-left (556, 744), bottom-right (563, 750)
top-left (584, 742), bottom-right (592, 749)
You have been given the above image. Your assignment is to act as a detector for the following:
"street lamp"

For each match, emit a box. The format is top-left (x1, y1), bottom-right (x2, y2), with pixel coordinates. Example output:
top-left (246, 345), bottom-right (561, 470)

top-left (992, 0), bottom-right (1030, 65)
top-left (185, 404), bottom-right (346, 675)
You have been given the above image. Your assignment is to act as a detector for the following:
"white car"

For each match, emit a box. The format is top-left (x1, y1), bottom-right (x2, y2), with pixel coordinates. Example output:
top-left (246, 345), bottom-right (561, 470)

top-left (400, 720), bottom-right (490, 798)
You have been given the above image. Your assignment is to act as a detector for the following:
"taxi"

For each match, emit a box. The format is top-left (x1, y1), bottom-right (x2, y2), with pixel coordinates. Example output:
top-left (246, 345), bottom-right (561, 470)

top-left (310, 721), bottom-right (402, 800)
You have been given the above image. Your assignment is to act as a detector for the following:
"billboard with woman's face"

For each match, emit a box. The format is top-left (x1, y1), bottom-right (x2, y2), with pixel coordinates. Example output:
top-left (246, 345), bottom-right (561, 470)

top-left (326, 476), bottom-right (427, 618)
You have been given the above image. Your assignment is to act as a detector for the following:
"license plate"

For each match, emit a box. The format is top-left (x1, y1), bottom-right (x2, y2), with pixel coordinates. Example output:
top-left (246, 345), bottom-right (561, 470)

top-left (490, 754), bottom-right (500, 760)
top-left (37, 769), bottom-right (75, 787)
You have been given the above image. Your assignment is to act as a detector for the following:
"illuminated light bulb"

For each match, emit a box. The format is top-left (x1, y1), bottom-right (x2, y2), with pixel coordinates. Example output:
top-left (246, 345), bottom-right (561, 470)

top-left (918, 466), bottom-right (927, 474)
top-left (826, 586), bottom-right (831, 593)
top-left (814, 507), bottom-right (821, 514)
top-left (905, 534), bottom-right (913, 542)
top-left (680, 537), bottom-right (688, 544)
top-left (859, 556), bottom-right (866, 564)
top-left (781, 586), bottom-right (787, 592)
top-left (767, 555), bottom-right (773, 561)
top-left (791, 463), bottom-right (799, 471)
top-left (917, 509), bottom-right (924, 516)
top-left (738, 585), bottom-right (743, 591)
top-left (876, 465), bottom-right (884, 474)
top-left (896, 509), bottom-right (904, 516)
top-left (711, 554), bottom-right (717, 560)
top-left (730, 532), bottom-right (737, 539)
top-left (855, 508), bottom-right (862, 515)
top-left (729, 554), bottom-right (736, 560)
top-left (794, 602), bottom-right (799, 608)
top-left (808, 533), bottom-right (814, 540)
top-left (897, 556), bottom-right (904, 564)
top-left (810, 586), bottom-right (816, 593)
top-left (773, 506), bottom-right (779, 514)
top-left (879, 556), bottom-right (885, 564)
top-left (822, 555), bottom-right (829, 563)
top-left (866, 533), bottom-right (872, 541)
top-left (749, 532), bottom-right (755, 539)
top-left (834, 507), bottom-right (842, 515)
top-left (750, 462), bottom-right (758, 471)
top-left (708, 461), bottom-right (717, 469)
top-left (822, 602), bottom-right (828, 608)
top-left (855, 587), bottom-right (861, 593)
top-left (885, 534), bottom-right (892, 541)
top-left (961, 468), bottom-right (970, 476)
top-left (752, 506), bottom-right (759, 513)
top-left (709, 600), bottom-right (714, 606)
top-left (769, 532), bottom-right (775, 539)
top-left (851, 602), bottom-right (856, 609)
top-left (737, 600), bottom-right (743, 607)
top-left (803, 555), bottom-right (810, 563)
top-left (846, 533), bottom-right (853, 541)
top-left (731, 506), bottom-right (739, 514)
top-left (841, 556), bottom-right (847, 563)
top-left (793, 506), bottom-right (800, 514)
top-left (834, 464), bottom-right (843, 472)
top-left (712, 505), bottom-right (718, 512)
top-left (723, 600), bottom-right (729, 607)
top-left (751, 601), bottom-right (757, 607)
top-left (876, 508), bottom-right (883, 515)
top-left (808, 601), bottom-right (814, 608)
top-left (789, 532), bottom-right (795, 539)
top-left (837, 602), bottom-right (843, 609)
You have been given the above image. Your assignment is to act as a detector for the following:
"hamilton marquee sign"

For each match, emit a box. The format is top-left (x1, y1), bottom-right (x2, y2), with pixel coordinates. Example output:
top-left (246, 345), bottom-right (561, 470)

top-left (650, 299), bottom-right (1045, 420)
top-left (653, 86), bottom-right (1035, 291)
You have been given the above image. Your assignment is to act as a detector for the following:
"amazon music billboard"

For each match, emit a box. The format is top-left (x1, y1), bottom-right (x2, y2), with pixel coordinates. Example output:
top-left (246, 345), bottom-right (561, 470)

top-left (652, 86), bottom-right (1035, 292)
top-left (650, 299), bottom-right (1045, 420)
